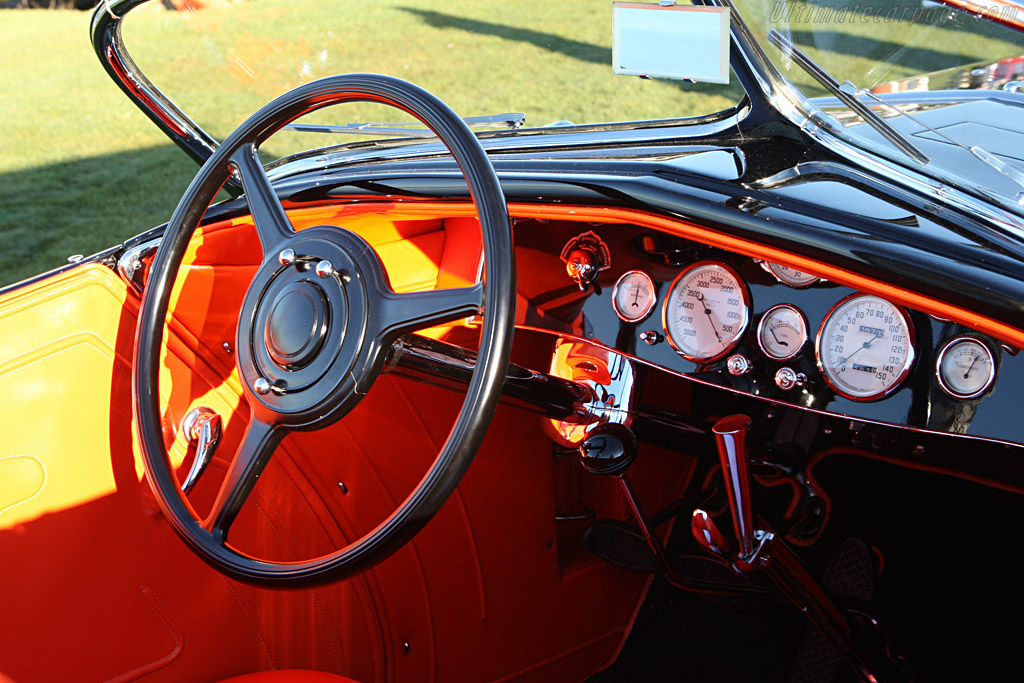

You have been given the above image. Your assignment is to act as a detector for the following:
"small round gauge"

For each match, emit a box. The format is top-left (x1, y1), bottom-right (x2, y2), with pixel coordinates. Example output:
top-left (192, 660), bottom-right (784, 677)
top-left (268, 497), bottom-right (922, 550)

top-left (663, 261), bottom-right (750, 362)
top-left (761, 261), bottom-right (821, 288)
top-left (612, 270), bottom-right (657, 323)
top-left (937, 337), bottom-right (995, 399)
top-left (816, 294), bottom-right (915, 401)
top-left (757, 304), bottom-right (808, 361)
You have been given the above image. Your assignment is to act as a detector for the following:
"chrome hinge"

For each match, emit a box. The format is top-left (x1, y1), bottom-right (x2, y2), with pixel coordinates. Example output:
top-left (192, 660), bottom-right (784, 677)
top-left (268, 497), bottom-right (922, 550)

top-left (117, 238), bottom-right (161, 293)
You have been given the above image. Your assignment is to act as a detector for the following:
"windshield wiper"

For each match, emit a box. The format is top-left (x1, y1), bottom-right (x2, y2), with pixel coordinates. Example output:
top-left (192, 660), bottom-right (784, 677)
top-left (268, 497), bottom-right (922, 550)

top-left (284, 112), bottom-right (525, 138)
top-left (767, 30), bottom-right (929, 166)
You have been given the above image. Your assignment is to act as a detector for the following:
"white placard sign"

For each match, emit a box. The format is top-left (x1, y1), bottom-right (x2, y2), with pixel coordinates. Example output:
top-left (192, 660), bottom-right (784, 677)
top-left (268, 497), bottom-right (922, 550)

top-left (612, 2), bottom-right (730, 84)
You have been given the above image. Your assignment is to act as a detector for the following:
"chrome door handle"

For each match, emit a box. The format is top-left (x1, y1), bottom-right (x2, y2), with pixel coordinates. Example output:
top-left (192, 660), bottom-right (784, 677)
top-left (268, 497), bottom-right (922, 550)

top-left (181, 407), bottom-right (221, 494)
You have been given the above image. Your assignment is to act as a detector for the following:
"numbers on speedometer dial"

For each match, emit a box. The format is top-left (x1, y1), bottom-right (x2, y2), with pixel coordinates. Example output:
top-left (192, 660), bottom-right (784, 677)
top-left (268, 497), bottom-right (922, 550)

top-left (816, 294), bottom-right (915, 401)
top-left (663, 262), bottom-right (750, 362)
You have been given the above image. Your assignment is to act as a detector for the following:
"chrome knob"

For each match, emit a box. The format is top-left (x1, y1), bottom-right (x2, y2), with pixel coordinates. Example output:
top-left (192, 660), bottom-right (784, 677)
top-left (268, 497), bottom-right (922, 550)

top-left (315, 260), bottom-right (336, 278)
top-left (254, 378), bottom-right (273, 395)
top-left (775, 367), bottom-right (806, 391)
top-left (727, 354), bottom-right (752, 376)
top-left (278, 248), bottom-right (296, 267)
top-left (565, 248), bottom-right (599, 292)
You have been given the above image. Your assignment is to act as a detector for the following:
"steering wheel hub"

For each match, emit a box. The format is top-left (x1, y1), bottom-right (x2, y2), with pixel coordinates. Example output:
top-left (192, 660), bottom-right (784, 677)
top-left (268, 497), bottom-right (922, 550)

top-left (264, 280), bottom-right (329, 369)
top-left (238, 231), bottom-right (374, 415)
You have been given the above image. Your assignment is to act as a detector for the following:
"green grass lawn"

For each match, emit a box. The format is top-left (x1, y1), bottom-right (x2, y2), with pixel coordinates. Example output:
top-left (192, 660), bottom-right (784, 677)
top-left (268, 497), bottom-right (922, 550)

top-left (0, 0), bottom-right (1019, 287)
top-left (0, 9), bottom-right (200, 287)
top-left (0, 0), bottom-right (742, 287)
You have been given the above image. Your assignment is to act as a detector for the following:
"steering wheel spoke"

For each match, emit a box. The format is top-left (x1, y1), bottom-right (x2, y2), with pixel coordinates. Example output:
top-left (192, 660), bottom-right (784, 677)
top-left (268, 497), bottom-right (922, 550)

top-left (378, 283), bottom-right (483, 342)
top-left (231, 143), bottom-right (295, 254)
top-left (203, 416), bottom-right (285, 542)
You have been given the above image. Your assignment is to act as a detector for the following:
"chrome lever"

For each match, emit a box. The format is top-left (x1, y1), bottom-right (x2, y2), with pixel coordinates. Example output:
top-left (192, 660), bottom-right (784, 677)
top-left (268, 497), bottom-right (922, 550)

top-left (698, 415), bottom-right (906, 681)
top-left (712, 414), bottom-right (756, 558)
top-left (181, 407), bottom-right (221, 494)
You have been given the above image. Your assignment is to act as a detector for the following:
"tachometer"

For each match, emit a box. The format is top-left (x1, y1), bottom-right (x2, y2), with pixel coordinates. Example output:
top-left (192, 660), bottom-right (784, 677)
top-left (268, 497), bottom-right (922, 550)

top-left (663, 262), bottom-right (750, 362)
top-left (816, 294), bottom-right (915, 401)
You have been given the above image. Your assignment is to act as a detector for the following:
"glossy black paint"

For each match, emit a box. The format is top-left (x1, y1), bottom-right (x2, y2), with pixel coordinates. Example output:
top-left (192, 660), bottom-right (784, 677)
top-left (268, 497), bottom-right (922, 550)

top-left (267, 134), bottom-right (1024, 333)
top-left (510, 217), bottom-right (1024, 443)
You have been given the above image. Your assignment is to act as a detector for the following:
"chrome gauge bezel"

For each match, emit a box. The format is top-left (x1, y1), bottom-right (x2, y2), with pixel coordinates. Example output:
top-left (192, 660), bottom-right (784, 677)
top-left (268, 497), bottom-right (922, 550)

top-left (936, 336), bottom-right (996, 400)
top-left (756, 303), bottom-right (808, 361)
top-left (662, 260), bottom-right (751, 363)
top-left (611, 269), bottom-right (657, 323)
top-left (760, 260), bottom-right (821, 288)
top-left (815, 294), bottom-right (916, 402)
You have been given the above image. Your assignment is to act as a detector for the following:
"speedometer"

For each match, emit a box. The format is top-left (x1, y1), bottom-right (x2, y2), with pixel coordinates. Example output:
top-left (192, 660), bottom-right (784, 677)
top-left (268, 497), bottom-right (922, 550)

top-left (663, 262), bottom-right (750, 362)
top-left (816, 294), bottom-right (915, 401)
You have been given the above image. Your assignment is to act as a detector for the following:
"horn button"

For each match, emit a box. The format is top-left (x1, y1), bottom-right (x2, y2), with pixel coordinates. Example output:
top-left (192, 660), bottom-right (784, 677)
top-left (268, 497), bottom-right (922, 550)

top-left (238, 231), bottom-right (375, 418)
top-left (264, 283), bottom-right (328, 369)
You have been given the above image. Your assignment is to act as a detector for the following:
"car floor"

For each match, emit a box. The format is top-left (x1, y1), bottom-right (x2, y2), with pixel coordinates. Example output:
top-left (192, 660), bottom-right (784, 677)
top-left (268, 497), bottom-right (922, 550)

top-left (589, 454), bottom-right (1024, 682)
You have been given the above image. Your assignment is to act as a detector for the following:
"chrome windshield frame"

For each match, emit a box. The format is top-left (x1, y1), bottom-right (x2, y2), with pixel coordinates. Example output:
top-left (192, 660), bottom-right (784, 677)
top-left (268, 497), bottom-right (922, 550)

top-left (91, 0), bottom-right (220, 169)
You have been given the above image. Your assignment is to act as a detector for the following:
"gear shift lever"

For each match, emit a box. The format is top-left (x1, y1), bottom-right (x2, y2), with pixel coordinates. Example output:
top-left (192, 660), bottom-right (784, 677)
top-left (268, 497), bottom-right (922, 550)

top-left (692, 414), bottom-right (906, 682)
top-left (711, 414), bottom-right (755, 558)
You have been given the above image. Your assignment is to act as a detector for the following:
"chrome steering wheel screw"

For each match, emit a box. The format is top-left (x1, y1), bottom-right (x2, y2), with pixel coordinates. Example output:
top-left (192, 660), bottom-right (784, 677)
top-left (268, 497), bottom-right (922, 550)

top-left (254, 378), bottom-right (273, 395)
top-left (278, 248), bottom-right (297, 267)
top-left (315, 260), bottom-right (336, 279)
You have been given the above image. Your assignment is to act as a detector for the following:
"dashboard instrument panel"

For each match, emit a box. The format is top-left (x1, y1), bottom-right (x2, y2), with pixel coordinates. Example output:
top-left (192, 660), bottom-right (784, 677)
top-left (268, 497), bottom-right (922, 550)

top-left (515, 218), bottom-right (1014, 442)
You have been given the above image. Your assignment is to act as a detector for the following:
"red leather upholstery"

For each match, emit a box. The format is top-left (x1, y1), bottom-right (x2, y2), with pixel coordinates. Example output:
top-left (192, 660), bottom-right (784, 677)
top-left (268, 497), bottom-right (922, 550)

top-left (218, 671), bottom-right (361, 683)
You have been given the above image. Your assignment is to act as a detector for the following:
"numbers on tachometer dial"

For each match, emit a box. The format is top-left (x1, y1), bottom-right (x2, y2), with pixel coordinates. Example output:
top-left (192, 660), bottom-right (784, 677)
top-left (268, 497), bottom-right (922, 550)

top-left (816, 294), bottom-right (915, 401)
top-left (663, 262), bottom-right (750, 362)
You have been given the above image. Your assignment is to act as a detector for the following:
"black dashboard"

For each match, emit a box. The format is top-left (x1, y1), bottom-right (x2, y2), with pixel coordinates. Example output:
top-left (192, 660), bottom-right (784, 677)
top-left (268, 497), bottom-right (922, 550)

top-left (513, 217), bottom-right (1022, 445)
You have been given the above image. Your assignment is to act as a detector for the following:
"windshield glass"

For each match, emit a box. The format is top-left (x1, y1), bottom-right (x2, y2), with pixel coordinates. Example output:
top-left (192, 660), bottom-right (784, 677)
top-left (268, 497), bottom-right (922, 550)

top-left (121, 0), bottom-right (743, 160)
top-left (731, 0), bottom-right (1024, 214)
top-left (118, 0), bottom-right (1024, 213)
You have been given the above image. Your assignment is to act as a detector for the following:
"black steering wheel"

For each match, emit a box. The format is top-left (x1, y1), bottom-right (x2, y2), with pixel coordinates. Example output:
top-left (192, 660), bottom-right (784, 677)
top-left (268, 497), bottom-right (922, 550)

top-left (133, 74), bottom-right (515, 587)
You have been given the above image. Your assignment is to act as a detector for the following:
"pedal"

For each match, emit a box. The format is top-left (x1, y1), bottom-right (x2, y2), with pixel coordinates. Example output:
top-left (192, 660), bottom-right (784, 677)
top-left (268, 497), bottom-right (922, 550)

top-left (583, 519), bottom-right (657, 573)
top-left (583, 518), bottom-right (775, 595)
top-left (788, 538), bottom-right (875, 683)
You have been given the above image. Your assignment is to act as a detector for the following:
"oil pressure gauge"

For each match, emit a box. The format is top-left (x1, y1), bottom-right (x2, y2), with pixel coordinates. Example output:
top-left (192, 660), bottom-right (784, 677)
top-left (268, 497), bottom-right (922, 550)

top-left (612, 270), bottom-right (656, 323)
top-left (937, 337), bottom-right (995, 399)
top-left (757, 304), bottom-right (808, 361)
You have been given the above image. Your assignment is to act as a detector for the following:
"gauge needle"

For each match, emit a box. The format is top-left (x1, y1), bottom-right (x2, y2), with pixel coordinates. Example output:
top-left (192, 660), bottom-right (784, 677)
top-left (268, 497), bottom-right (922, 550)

top-left (631, 284), bottom-right (641, 308)
top-left (695, 292), bottom-right (722, 342)
top-left (769, 326), bottom-right (789, 347)
top-left (837, 331), bottom-right (882, 367)
top-left (964, 356), bottom-right (980, 379)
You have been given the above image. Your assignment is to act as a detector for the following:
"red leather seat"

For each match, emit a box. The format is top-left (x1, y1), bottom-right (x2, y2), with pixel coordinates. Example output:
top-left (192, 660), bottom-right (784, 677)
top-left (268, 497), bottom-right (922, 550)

top-left (217, 671), bottom-right (362, 683)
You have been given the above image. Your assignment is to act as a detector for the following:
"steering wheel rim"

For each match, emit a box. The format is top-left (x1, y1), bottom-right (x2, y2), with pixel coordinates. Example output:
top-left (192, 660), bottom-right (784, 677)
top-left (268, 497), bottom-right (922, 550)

top-left (133, 74), bottom-right (515, 587)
